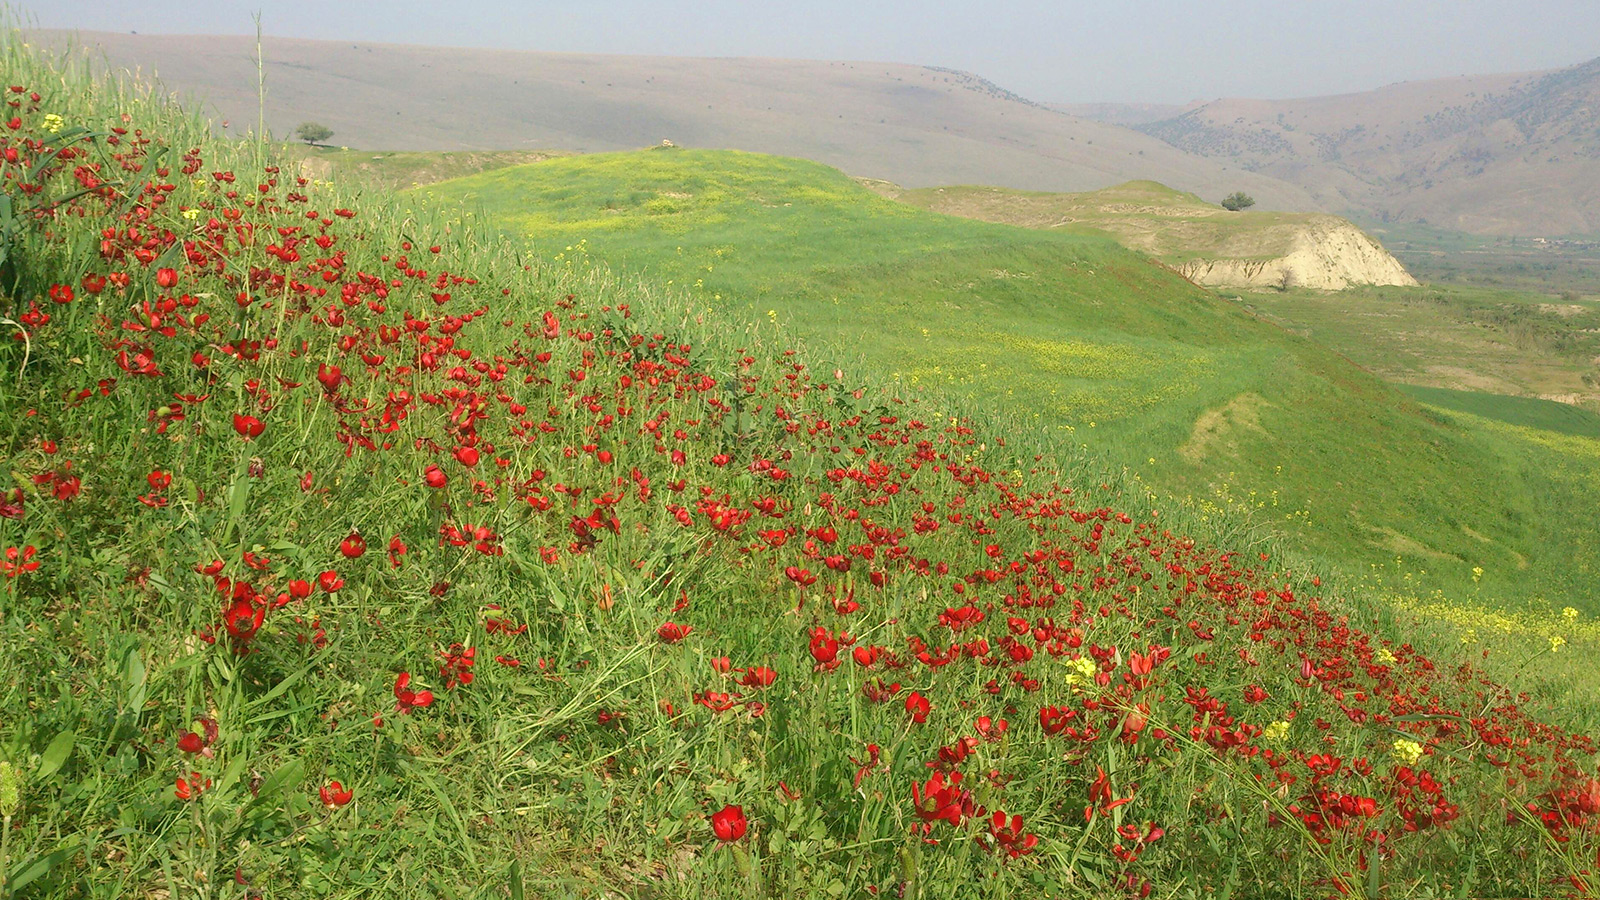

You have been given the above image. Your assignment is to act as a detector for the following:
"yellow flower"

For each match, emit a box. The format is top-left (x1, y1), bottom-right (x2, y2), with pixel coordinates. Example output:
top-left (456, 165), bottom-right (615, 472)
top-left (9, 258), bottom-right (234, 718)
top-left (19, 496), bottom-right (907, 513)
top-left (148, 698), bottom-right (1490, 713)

top-left (1471, 566), bottom-right (1484, 584)
top-left (1391, 739), bottom-right (1424, 766)
top-left (1262, 721), bottom-right (1290, 742)
top-left (1563, 607), bottom-right (1580, 622)
top-left (1461, 629), bottom-right (1477, 645)
top-left (1064, 656), bottom-right (1098, 689)
top-left (1550, 635), bottom-right (1567, 653)
top-left (1375, 646), bottom-right (1396, 666)
top-left (181, 208), bottom-right (200, 221)
top-left (42, 113), bottom-right (64, 133)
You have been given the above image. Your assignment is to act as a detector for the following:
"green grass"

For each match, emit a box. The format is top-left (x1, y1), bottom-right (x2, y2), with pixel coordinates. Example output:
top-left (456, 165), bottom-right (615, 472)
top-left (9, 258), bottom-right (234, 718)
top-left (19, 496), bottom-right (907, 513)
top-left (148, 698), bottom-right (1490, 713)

top-left (1355, 218), bottom-right (1600, 296)
top-left (416, 149), bottom-right (1600, 616)
top-left (288, 146), bottom-right (571, 193)
top-left (890, 180), bottom-right (1326, 266)
top-left (1395, 385), bottom-right (1600, 438)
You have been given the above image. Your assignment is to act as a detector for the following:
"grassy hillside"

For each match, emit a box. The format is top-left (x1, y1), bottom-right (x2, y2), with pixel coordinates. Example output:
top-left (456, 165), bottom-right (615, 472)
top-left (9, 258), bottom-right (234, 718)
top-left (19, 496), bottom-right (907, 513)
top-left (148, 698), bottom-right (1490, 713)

top-left (883, 180), bottom-right (1328, 265)
top-left (291, 147), bottom-right (571, 192)
top-left (7, 28), bottom-right (1600, 900)
top-left (1242, 284), bottom-right (1600, 406)
top-left (418, 149), bottom-right (1600, 615)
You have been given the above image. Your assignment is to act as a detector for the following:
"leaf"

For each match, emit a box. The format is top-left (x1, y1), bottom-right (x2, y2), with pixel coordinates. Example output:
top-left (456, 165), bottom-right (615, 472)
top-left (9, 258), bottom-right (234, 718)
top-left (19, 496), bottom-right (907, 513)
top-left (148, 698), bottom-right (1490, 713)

top-left (245, 758), bottom-right (306, 811)
top-left (7, 838), bottom-right (80, 892)
top-left (509, 860), bottom-right (525, 900)
top-left (244, 661), bottom-right (314, 711)
top-left (122, 642), bottom-right (147, 713)
top-left (36, 730), bottom-right (75, 780)
top-left (226, 471), bottom-right (252, 541)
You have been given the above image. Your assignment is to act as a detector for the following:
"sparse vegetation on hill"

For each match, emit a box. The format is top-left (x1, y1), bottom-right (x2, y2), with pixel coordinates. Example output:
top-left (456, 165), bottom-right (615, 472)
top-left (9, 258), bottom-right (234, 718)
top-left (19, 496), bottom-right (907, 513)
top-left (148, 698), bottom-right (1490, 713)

top-left (1136, 59), bottom-right (1600, 236)
top-left (5, 30), bottom-right (1600, 900)
top-left (882, 180), bottom-right (1415, 290)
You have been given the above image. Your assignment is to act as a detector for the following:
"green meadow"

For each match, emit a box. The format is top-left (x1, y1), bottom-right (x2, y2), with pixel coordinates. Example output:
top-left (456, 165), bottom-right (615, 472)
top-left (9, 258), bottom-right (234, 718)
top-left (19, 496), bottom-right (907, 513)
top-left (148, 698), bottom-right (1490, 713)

top-left (417, 148), bottom-right (1600, 617)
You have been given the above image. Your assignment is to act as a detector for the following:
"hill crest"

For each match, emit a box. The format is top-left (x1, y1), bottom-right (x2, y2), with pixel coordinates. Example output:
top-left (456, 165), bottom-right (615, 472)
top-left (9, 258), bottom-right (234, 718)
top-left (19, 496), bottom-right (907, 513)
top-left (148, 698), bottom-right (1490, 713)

top-left (32, 28), bottom-right (1317, 211)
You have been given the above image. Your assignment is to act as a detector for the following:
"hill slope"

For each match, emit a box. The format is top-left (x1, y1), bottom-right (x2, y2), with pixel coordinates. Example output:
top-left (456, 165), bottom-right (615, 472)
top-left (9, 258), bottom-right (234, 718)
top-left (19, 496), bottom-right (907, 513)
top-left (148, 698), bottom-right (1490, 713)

top-left (7, 32), bottom-right (1600, 900)
top-left (418, 149), bottom-right (1600, 610)
top-left (881, 180), bottom-right (1417, 290)
top-left (34, 28), bottom-right (1315, 210)
top-left (1136, 59), bottom-right (1600, 236)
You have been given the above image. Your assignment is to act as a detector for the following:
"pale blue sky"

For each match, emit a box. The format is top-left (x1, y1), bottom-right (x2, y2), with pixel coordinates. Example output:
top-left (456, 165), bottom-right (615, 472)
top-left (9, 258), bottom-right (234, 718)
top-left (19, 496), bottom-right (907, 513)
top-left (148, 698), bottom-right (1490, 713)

top-left (21, 0), bottom-right (1600, 104)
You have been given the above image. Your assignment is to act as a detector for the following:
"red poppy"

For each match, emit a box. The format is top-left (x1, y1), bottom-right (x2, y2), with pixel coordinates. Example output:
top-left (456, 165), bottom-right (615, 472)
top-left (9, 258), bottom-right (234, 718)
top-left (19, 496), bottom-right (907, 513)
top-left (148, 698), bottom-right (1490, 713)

top-left (222, 596), bottom-right (265, 643)
top-left (656, 622), bottom-right (693, 644)
top-left (48, 283), bottom-right (74, 304)
top-left (809, 629), bottom-right (839, 665)
top-left (710, 804), bottom-right (747, 842)
top-left (393, 672), bottom-right (434, 713)
top-left (738, 666), bottom-right (777, 689)
top-left (177, 715), bottom-right (218, 759)
top-left (316, 363), bottom-right (344, 393)
top-left (319, 781), bottom-right (353, 808)
top-left (339, 532), bottom-right (366, 559)
top-left (232, 414), bottom-right (264, 440)
top-left (912, 771), bottom-right (974, 827)
top-left (175, 772), bottom-right (211, 801)
top-left (905, 691), bottom-right (931, 724)
top-left (317, 570), bottom-right (344, 593)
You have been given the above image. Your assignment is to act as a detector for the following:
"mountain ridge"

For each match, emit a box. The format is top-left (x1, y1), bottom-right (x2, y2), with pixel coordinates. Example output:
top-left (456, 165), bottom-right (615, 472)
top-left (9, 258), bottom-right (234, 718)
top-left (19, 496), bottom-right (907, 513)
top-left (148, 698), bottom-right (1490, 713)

top-left (1131, 59), bottom-right (1600, 235)
top-left (30, 28), bottom-right (1317, 211)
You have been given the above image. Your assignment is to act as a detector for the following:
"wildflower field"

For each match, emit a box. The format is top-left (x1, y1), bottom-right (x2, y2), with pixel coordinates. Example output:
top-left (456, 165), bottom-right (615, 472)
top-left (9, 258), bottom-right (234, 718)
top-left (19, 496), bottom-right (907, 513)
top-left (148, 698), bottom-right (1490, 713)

top-left (4, 32), bottom-right (1600, 900)
top-left (417, 149), bottom-right (1600, 622)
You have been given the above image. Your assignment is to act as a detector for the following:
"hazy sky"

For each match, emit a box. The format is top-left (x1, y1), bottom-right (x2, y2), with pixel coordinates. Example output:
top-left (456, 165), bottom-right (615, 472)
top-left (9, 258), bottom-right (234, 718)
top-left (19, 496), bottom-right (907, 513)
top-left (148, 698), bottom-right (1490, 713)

top-left (21, 1), bottom-right (1600, 104)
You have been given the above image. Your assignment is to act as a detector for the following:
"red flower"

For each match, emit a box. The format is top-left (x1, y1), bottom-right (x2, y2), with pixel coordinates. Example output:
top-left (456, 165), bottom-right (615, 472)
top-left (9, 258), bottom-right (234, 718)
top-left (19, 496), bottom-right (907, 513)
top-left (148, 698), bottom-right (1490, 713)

top-left (317, 570), bottom-right (344, 593)
top-left (912, 771), bottom-right (974, 827)
top-left (155, 267), bottom-right (179, 289)
top-left (393, 672), bottom-right (434, 713)
top-left (985, 810), bottom-right (1039, 859)
top-left (175, 772), bottom-right (211, 801)
top-left (738, 666), bottom-right (777, 689)
top-left (232, 414), bottom-right (264, 440)
top-left (222, 595), bottom-right (265, 644)
top-left (453, 445), bottom-right (480, 467)
top-left (319, 781), bottom-right (353, 808)
top-left (177, 717), bottom-right (219, 758)
top-left (48, 283), bottom-right (74, 304)
top-left (710, 804), bottom-right (748, 842)
top-left (423, 464), bottom-right (448, 488)
top-left (656, 622), bottom-right (693, 644)
top-left (905, 691), bottom-right (931, 724)
top-left (339, 531), bottom-right (367, 559)
top-left (316, 363), bottom-right (344, 393)
top-left (809, 629), bottom-right (839, 665)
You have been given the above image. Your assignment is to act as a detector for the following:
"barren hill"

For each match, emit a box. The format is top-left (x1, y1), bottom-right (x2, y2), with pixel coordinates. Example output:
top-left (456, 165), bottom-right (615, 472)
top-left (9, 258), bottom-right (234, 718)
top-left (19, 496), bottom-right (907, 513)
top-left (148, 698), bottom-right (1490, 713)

top-left (33, 29), bottom-right (1314, 210)
top-left (882, 180), bottom-right (1416, 290)
top-left (1134, 59), bottom-right (1600, 236)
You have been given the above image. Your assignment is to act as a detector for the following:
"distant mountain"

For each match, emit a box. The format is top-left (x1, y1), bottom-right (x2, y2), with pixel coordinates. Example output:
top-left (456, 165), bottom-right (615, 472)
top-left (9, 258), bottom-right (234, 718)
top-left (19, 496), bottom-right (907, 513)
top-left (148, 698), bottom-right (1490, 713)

top-left (1135, 59), bottom-right (1600, 236)
top-left (32, 30), bottom-right (1315, 210)
top-left (1050, 102), bottom-right (1195, 127)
